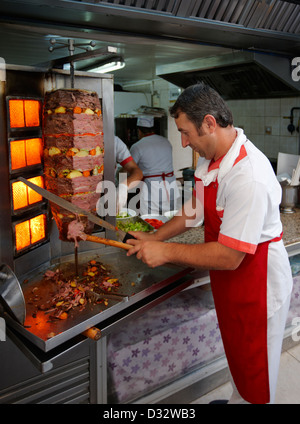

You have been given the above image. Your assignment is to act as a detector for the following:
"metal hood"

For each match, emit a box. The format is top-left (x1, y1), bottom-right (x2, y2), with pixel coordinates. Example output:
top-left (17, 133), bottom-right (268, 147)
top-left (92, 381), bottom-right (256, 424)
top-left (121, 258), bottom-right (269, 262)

top-left (157, 51), bottom-right (300, 100)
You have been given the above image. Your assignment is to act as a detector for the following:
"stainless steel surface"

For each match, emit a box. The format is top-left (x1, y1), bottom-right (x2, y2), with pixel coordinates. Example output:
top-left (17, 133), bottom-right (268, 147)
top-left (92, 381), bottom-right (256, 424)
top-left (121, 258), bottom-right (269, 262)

top-left (0, 0), bottom-right (299, 91)
top-left (0, 264), bottom-right (26, 324)
top-left (281, 184), bottom-right (298, 213)
top-left (157, 51), bottom-right (300, 99)
top-left (0, 329), bottom-right (92, 400)
top-left (86, 289), bottom-right (129, 302)
top-left (116, 215), bottom-right (154, 232)
top-left (285, 241), bottom-right (300, 257)
top-left (5, 247), bottom-right (193, 352)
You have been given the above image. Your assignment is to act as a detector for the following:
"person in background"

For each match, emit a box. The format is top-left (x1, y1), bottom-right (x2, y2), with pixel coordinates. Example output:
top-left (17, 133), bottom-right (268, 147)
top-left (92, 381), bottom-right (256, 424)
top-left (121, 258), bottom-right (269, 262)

top-left (126, 82), bottom-right (293, 404)
top-left (115, 135), bottom-right (143, 213)
top-left (130, 116), bottom-right (180, 215)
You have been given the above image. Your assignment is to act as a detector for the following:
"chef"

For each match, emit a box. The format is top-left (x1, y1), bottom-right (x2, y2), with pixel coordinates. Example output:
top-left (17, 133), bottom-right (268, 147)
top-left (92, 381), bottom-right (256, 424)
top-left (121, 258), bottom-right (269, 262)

top-left (130, 116), bottom-right (180, 215)
top-left (115, 135), bottom-right (143, 213)
top-left (96, 136), bottom-right (143, 216)
top-left (126, 83), bottom-right (293, 404)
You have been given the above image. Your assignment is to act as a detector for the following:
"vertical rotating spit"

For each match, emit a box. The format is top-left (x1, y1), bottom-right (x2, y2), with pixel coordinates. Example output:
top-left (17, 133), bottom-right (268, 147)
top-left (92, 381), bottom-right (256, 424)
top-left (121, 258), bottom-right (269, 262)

top-left (48, 38), bottom-right (96, 89)
top-left (47, 40), bottom-right (121, 272)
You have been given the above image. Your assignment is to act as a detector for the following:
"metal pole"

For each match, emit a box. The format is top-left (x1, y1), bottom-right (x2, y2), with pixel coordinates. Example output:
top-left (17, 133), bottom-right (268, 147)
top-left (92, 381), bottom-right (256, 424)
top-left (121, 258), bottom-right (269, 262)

top-left (68, 39), bottom-right (75, 88)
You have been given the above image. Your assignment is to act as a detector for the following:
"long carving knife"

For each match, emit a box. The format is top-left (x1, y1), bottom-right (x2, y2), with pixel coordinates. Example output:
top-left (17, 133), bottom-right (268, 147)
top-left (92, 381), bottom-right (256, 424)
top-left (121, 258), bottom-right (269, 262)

top-left (18, 177), bottom-right (135, 243)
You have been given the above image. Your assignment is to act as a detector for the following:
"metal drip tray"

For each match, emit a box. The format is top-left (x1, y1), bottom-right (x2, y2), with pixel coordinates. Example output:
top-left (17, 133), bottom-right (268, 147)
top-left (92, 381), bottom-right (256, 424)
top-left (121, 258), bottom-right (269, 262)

top-left (5, 247), bottom-right (193, 352)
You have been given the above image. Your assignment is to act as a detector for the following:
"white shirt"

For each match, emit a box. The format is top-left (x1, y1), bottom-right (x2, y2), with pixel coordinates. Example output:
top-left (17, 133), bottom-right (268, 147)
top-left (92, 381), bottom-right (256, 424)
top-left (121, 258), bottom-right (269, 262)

top-left (195, 128), bottom-right (293, 318)
top-left (130, 134), bottom-right (180, 215)
top-left (115, 136), bottom-right (133, 167)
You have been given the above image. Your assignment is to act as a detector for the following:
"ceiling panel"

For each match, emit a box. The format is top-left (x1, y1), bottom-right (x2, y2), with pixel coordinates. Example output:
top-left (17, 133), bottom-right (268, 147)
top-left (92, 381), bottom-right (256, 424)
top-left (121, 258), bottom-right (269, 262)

top-left (0, 0), bottom-right (299, 88)
top-left (0, 22), bottom-right (230, 86)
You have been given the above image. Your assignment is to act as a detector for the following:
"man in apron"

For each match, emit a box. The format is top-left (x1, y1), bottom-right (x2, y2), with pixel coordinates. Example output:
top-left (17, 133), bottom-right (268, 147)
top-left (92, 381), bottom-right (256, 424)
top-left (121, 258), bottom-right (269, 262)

top-left (96, 136), bottom-right (143, 216)
top-left (115, 136), bottom-right (143, 213)
top-left (126, 83), bottom-right (293, 404)
top-left (130, 116), bottom-right (180, 215)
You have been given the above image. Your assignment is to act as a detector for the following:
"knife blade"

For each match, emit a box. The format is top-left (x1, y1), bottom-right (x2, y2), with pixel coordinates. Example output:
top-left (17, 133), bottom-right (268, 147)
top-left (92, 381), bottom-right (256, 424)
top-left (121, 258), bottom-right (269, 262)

top-left (18, 177), bottom-right (135, 242)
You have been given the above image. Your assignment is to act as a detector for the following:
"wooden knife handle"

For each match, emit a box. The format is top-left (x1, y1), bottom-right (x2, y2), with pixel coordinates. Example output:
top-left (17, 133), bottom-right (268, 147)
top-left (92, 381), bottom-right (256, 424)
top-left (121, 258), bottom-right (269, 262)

top-left (82, 327), bottom-right (102, 341)
top-left (85, 235), bottom-right (131, 250)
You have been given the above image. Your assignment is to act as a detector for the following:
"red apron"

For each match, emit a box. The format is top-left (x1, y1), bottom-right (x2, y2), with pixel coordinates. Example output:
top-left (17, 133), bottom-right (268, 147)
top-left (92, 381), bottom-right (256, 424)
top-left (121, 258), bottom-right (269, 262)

top-left (140, 131), bottom-right (174, 202)
top-left (203, 178), bottom-right (282, 404)
top-left (143, 171), bottom-right (174, 202)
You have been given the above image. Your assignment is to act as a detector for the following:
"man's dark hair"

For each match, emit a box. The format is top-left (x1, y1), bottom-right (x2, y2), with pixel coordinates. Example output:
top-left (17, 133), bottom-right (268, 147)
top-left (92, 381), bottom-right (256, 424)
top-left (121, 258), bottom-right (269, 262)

top-left (169, 82), bottom-right (233, 129)
top-left (137, 126), bottom-right (155, 135)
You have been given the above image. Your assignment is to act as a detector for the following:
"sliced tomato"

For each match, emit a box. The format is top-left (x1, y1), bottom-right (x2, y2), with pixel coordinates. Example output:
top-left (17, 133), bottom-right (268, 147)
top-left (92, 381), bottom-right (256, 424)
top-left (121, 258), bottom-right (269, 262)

top-left (144, 219), bottom-right (164, 229)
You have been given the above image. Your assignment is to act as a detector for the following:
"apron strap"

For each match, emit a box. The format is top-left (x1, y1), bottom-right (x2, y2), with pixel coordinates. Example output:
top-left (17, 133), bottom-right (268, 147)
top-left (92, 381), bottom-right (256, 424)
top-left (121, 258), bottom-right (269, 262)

top-left (143, 171), bottom-right (174, 180)
top-left (143, 172), bottom-right (174, 202)
top-left (270, 232), bottom-right (283, 243)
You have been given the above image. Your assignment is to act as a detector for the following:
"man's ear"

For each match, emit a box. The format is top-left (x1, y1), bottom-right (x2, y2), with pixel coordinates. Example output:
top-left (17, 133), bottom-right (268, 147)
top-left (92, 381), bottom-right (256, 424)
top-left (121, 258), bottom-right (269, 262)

top-left (203, 114), bottom-right (217, 132)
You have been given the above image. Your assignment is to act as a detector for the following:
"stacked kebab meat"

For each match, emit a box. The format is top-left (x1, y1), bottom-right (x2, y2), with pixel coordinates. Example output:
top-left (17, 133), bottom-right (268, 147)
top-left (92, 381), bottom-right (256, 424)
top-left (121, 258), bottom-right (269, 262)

top-left (43, 89), bottom-right (104, 241)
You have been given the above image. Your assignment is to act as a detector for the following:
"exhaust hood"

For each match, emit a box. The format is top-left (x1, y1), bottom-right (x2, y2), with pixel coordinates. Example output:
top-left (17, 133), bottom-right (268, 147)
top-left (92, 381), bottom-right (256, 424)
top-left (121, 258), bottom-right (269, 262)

top-left (157, 52), bottom-right (300, 100)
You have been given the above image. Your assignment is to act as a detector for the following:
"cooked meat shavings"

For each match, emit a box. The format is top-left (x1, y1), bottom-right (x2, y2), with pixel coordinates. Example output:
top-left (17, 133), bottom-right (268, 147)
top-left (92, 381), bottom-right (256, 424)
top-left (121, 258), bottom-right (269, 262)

top-left (40, 259), bottom-right (121, 320)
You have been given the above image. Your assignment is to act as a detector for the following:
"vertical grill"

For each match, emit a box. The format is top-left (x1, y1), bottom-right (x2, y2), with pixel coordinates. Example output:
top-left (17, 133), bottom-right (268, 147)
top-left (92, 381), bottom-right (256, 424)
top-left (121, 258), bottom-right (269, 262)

top-left (0, 66), bottom-right (122, 404)
top-left (6, 95), bottom-right (49, 257)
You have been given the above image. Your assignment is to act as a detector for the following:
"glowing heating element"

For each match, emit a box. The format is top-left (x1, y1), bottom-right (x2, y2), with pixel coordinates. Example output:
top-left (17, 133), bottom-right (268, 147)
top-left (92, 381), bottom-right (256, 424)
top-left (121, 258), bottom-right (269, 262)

top-left (10, 138), bottom-right (43, 171)
top-left (9, 99), bottom-right (40, 128)
top-left (12, 176), bottom-right (44, 211)
top-left (15, 213), bottom-right (46, 252)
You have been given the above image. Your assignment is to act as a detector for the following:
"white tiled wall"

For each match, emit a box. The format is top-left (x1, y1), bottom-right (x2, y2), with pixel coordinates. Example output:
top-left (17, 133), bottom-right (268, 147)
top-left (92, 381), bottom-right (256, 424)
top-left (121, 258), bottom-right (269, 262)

top-left (227, 97), bottom-right (300, 160)
top-left (151, 79), bottom-right (193, 176)
top-left (121, 79), bottom-right (300, 172)
top-left (157, 82), bottom-right (300, 167)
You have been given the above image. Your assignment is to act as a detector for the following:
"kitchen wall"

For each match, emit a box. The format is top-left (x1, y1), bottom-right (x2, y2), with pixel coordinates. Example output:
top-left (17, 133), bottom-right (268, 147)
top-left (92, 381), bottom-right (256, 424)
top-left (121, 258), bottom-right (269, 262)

top-left (114, 91), bottom-right (151, 117)
top-left (121, 79), bottom-right (300, 176)
top-left (227, 97), bottom-right (300, 162)
top-left (152, 81), bottom-right (300, 175)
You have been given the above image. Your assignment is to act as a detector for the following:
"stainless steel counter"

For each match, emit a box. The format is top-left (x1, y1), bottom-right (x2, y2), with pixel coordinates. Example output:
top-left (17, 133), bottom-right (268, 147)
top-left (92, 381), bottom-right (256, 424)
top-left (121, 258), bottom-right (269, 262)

top-left (5, 248), bottom-right (194, 353)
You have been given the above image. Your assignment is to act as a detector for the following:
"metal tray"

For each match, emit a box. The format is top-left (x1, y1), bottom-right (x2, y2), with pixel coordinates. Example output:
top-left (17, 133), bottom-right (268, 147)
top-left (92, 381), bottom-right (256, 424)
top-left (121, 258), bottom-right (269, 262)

top-left (116, 215), bottom-right (154, 232)
top-left (5, 247), bottom-right (193, 352)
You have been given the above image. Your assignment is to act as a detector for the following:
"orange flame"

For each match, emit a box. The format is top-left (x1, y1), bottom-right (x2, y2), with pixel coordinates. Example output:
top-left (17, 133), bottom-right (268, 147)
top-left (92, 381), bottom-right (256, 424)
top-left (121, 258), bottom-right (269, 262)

top-left (24, 100), bottom-right (40, 127)
top-left (15, 214), bottom-right (46, 252)
top-left (12, 176), bottom-right (44, 211)
top-left (12, 181), bottom-right (28, 211)
top-left (15, 220), bottom-right (30, 251)
top-left (10, 138), bottom-right (42, 170)
top-left (27, 176), bottom-right (44, 205)
top-left (26, 138), bottom-right (43, 166)
top-left (10, 140), bottom-right (26, 169)
top-left (9, 99), bottom-right (40, 128)
top-left (9, 100), bottom-right (25, 128)
top-left (30, 214), bottom-right (46, 244)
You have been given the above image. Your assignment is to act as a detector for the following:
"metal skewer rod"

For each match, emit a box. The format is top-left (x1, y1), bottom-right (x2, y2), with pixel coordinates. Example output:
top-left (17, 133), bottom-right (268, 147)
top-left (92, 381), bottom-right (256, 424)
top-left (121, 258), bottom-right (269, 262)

top-left (68, 39), bottom-right (75, 89)
top-left (74, 246), bottom-right (79, 276)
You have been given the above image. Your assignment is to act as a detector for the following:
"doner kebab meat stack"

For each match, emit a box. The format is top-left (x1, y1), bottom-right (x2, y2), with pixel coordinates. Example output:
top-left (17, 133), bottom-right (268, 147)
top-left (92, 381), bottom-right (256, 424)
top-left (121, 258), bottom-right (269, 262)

top-left (43, 89), bottom-right (104, 240)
